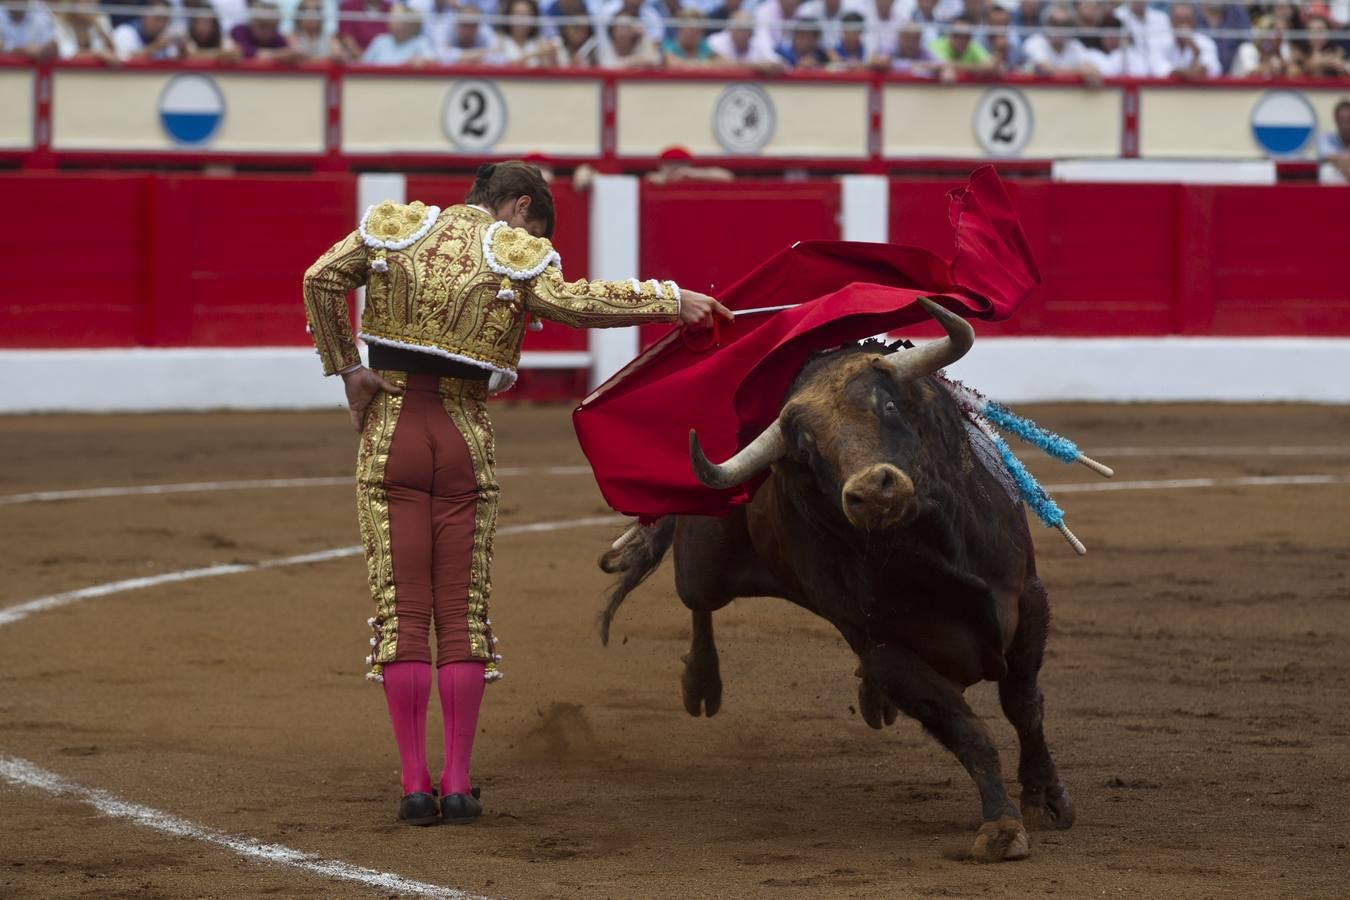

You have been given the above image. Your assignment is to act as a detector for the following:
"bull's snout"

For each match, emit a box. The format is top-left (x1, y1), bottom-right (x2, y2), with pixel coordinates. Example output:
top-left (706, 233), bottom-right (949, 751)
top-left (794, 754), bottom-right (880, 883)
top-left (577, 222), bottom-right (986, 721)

top-left (841, 463), bottom-right (915, 530)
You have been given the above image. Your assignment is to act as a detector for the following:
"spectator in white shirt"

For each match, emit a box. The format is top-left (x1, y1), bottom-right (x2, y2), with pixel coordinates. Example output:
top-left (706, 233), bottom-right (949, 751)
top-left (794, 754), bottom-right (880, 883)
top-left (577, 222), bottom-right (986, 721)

top-left (1229, 14), bottom-right (1293, 78)
top-left (493, 0), bottom-right (553, 64)
top-left (1162, 3), bottom-right (1219, 80)
top-left (598, 11), bottom-right (662, 65)
top-left (891, 21), bottom-right (938, 73)
top-left (1084, 11), bottom-right (1157, 76)
top-left (184, 0), bottom-right (240, 58)
top-left (548, 0), bottom-right (601, 64)
top-left (1020, 3), bottom-right (1091, 74)
top-left (54, 2), bottom-right (118, 61)
top-left (1317, 99), bottom-right (1350, 183)
top-left (600, 0), bottom-right (665, 43)
top-left (861, 0), bottom-right (910, 63)
top-left (362, 4), bottom-right (435, 63)
top-left (753, 0), bottom-right (805, 49)
top-left (440, 10), bottom-right (495, 62)
top-left (708, 9), bottom-right (786, 66)
top-left (2, 0), bottom-right (57, 58)
top-left (1113, 0), bottom-right (1170, 75)
top-left (113, 0), bottom-right (183, 58)
top-left (910, 0), bottom-right (946, 44)
top-left (419, 0), bottom-right (459, 62)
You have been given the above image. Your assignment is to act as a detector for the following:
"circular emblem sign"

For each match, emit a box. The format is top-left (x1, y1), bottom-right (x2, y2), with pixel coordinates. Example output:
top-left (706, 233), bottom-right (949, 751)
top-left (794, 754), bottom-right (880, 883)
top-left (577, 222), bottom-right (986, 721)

top-left (158, 74), bottom-right (225, 146)
top-left (713, 83), bottom-right (775, 155)
top-left (442, 80), bottom-right (507, 152)
top-left (1250, 90), bottom-right (1316, 157)
top-left (973, 87), bottom-right (1033, 157)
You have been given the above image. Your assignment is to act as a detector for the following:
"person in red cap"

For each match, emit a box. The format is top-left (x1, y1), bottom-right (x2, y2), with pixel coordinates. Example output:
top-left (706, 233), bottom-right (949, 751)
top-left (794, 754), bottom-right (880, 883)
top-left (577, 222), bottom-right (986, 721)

top-left (645, 146), bottom-right (735, 185)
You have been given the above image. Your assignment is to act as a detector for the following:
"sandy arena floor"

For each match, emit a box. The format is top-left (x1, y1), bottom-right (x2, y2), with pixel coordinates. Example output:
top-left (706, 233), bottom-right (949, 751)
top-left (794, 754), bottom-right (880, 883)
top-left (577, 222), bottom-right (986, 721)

top-left (1, 402), bottom-right (1348, 899)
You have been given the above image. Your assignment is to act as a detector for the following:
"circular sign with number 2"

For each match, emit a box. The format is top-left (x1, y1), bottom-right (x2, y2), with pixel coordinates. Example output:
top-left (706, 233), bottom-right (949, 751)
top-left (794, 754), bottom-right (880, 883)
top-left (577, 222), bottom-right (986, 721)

top-left (973, 87), bottom-right (1033, 157)
top-left (442, 80), bottom-right (507, 152)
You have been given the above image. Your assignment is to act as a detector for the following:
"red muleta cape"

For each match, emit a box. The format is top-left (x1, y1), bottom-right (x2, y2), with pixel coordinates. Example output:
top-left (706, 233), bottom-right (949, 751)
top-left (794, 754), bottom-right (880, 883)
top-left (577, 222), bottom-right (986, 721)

top-left (572, 165), bottom-right (1040, 521)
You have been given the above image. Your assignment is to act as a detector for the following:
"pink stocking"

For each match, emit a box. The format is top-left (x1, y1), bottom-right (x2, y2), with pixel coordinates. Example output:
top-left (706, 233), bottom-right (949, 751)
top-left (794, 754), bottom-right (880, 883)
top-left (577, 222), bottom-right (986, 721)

top-left (382, 661), bottom-right (433, 795)
top-left (438, 661), bottom-right (485, 796)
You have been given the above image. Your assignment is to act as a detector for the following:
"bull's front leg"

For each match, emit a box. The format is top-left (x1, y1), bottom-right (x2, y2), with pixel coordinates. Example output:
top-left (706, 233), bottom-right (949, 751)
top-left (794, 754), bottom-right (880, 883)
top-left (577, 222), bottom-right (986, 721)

top-left (855, 665), bottom-right (898, 729)
top-left (681, 610), bottom-right (722, 717)
top-left (999, 577), bottom-right (1074, 830)
top-left (862, 644), bottom-right (1029, 862)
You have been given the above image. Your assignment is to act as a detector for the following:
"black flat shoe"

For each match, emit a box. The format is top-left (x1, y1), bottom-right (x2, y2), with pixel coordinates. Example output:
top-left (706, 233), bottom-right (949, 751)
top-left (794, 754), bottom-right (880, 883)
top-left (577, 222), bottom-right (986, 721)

top-left (398, 791), bottom-right (440, 826)
top-left (440, 789), bottom-right (483, 825)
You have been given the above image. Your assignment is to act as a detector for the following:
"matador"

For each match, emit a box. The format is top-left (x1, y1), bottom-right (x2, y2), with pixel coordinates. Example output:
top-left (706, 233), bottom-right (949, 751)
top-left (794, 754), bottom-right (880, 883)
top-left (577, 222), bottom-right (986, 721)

top-left (302, 161), bottom-right (730, 826)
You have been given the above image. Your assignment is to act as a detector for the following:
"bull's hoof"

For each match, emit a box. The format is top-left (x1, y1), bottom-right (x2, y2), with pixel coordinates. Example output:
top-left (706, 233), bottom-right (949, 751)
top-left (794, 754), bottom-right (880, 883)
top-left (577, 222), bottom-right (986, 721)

top-left (970, 816), bottom-right (1030, 863)
top-left (680, 654), bottom-right (722, 717)
top-left (1021, 782), bottom-right (1075, 831)
top-left (856, 675), bottom-right (898, 730)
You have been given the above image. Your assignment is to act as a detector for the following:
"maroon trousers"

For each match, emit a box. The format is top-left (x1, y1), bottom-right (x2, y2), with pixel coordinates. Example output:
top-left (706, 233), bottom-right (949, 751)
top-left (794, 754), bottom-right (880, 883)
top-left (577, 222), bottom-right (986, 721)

top-left (359, 372), bottom-right (499, 678)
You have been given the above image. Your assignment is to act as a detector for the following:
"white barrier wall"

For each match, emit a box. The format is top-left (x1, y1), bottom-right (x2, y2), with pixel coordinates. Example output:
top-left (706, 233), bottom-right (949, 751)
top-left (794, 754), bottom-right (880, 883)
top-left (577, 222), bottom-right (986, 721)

top-left (1138, 86), bottom-right (1347, 160)
top-left (342, 75), bottom-right (602, 158)
top-left (0, 69), bottom-right (33, 150)
top-left (1051, 159), bottom-right (1277, 184)
top-left (615, 80), bottom-right (870, 159)
top-left (883, 84), bottom-right (1122, 159)
top-left (6, 339), bottom-right (1349, 413)
top-left (50, 70), bottom-right (326, 153)
top-left (15, 67), bottom-right (1350, 162)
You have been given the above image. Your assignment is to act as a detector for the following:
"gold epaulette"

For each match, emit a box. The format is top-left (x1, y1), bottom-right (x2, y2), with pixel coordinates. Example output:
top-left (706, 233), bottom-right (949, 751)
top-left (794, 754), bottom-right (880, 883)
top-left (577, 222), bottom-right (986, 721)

top-left (359, 200), bottom-right (441, 272)
top-left (482, 220), bottom-right (561, 281)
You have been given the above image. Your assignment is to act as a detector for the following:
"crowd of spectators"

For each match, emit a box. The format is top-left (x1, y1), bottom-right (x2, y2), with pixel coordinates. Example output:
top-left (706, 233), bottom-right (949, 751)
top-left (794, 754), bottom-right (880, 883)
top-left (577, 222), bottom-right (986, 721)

top-left (1, 0), bottom-right (1347, 78)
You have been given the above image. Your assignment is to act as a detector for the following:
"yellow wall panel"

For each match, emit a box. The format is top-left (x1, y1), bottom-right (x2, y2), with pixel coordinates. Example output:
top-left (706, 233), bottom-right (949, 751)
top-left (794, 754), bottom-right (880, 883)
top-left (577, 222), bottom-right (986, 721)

top-left (0, 70), bottom-right (34, 149)
top-left (51, 70), bottom-right (324, 153)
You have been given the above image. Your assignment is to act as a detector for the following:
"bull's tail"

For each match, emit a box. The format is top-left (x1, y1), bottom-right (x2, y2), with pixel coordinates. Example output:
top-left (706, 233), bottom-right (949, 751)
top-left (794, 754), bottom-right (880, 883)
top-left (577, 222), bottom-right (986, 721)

top-left (597, 517), bottom-right (677, 646)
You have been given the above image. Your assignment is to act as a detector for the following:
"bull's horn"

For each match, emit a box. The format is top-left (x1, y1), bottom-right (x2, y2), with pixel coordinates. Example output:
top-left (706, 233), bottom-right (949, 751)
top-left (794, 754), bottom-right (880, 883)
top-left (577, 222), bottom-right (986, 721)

top-left (877, 297), bottom-right (976, 382)
top-left (689, 421), bottom-right (787, 490)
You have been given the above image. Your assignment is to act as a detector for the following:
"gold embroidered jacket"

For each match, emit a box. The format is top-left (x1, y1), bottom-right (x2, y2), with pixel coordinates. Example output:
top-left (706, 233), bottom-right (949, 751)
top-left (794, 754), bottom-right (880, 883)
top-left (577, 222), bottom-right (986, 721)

top-left (302, 202), bottom-right (681, 389)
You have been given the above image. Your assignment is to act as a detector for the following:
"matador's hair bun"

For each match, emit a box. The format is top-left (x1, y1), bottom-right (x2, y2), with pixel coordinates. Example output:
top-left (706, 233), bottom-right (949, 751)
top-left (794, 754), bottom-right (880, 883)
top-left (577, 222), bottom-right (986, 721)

top-left (464, 160), bottom-right (556, 239)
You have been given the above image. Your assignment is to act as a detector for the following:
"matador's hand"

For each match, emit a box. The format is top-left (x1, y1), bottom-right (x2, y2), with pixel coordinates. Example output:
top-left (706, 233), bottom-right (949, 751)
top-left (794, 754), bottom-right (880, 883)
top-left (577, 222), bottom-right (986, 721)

top-left (342, 366), bottom-right (404, 433)
top-left (679, 290), bottom-right (734, 331)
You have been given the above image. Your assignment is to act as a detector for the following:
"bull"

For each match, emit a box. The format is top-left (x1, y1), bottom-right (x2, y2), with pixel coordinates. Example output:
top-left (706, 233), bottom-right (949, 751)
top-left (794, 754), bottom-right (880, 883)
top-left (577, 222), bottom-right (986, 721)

top-left (597, 299), bottom-right (1074, 862)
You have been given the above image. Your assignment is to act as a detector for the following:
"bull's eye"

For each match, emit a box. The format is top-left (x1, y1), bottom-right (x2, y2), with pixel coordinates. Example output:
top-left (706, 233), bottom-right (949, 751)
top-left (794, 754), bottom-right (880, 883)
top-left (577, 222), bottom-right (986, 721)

top-left (794, 429), bottom-right (816, 461)
top-left (882, 399), bottom-right (899, 417)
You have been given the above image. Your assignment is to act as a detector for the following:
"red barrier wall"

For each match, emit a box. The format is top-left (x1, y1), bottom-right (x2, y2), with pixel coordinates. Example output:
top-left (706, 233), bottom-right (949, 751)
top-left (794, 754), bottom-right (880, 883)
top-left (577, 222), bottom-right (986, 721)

top-left (637, 180), bottom-right (843, 344)
top-left (2, 173), bottom-right (1346, 355)
top-left (888, 178), bottom-right (1350, 338)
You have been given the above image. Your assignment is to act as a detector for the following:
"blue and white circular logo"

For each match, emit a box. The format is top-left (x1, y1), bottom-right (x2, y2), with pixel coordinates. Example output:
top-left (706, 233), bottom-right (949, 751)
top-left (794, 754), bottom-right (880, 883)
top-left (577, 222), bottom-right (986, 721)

top-left (1250, 90), bottom-right (1316, 157)
top-left (158, 74), bottom-right (225, 146)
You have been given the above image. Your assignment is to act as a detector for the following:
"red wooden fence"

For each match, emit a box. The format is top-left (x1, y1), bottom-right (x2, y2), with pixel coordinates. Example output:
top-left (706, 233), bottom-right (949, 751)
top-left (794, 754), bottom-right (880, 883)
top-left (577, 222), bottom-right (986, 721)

top-left (2, 172), bottom-right (1346, 354)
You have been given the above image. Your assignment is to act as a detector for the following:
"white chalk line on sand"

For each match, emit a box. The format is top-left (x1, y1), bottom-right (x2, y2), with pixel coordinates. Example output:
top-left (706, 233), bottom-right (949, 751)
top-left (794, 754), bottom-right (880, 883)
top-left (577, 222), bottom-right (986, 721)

top-left (1089, 445), bottom-right (1350, 458)
top-left (0, 515), bottom-right (620, 629)
top-left (1046, 473), bottom-right (1350, 493)
top-left (0, 465), bottom-right (592, 506)
top-left (2, 472), bottom-right (1347, 893)
top-left (6, 475), bottom-right (1349, 628)
top-left (0, 514), bottom-right (619, 898)
top-left (6, 447), bottom-right (1350, 506)
top-left (0, 755), bottom-right (480, 900)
